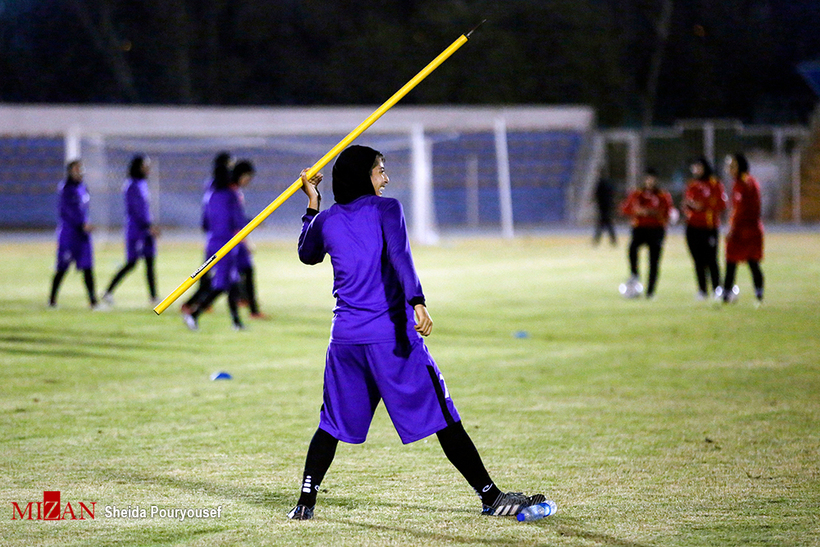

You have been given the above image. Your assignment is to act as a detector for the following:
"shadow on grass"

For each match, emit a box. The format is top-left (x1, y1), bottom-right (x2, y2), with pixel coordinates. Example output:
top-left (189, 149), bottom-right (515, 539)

top-left (330, 517), bottom-right (652, 547)
top-left (65, 524), bottom-right (230, 547)
top-left (98, 470), bottom-right (652, 547)
top-left (97, 468), bottom-right (292, 510)
top-left (323, 498), bottom-right (652, 547)
top-left (0, 324), bottom-right (198, 354)
top-left (552, 523), bottom-right (653, 547)
top-left (332, 517), bottom-right (546, 546)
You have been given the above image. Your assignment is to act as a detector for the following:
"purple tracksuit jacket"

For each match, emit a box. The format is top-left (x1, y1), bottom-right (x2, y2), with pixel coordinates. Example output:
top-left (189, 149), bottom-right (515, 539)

top-left (298, 195), bottom-right (425, 345)
top-left (124, 177), bottom-right (155, 260)
top-left (298, 194), bottom-right (460, 444)
top-left (205, 186), bottom-right (245, 290)
top-left (56, 178), bottom-right (93, 270)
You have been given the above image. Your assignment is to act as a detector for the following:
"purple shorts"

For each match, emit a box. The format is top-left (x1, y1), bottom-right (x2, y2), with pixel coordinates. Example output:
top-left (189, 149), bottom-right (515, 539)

top-left (319, 339), bottom-right (460, 444)
top-left (126, 231), bottom-right (156, 262)
top-left (56, 228), bottom-right (93, 271)
top-left (210, 247), bottom-right (239, 291)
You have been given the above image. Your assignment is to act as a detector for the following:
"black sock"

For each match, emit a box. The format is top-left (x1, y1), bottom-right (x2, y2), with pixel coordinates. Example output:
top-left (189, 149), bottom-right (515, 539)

top-left (243, 267), bottom-right (259, 315)
top-left (297, 428), bottom-right (338, 508)
top-left (723, 261), bottom-right (737, 299)
top-left (83, 269), bottom-right (97, 306)
top-left (145, 256), bottom-right (157, 299)
top-left (50, 268), bottom-right (67, 305)
top-left (228, 284), bottom-right (242, 326)
top-left (436, 421), bottom-right (501, 505)
top-left (749, 260), bottom-right (764, 300)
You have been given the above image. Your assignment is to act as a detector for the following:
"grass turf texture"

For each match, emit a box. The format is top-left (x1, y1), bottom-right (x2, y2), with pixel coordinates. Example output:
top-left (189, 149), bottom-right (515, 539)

top-left (1, 232), bottom-right (819, 547)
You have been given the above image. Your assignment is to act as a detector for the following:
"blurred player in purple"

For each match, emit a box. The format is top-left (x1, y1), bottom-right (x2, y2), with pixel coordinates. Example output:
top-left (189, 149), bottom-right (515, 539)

top-left (49, 160), bottom-right (99, 309)
top-left (287, 145), bottom-right (545, 521)
top-left (181, 151), bottom-right (233, 314)
top-left (102, 154), bottom-right (159, 307)
top-left (181, 157), bottom-right (245, 331)
top-left (231, 160), bottom-right (266, 319)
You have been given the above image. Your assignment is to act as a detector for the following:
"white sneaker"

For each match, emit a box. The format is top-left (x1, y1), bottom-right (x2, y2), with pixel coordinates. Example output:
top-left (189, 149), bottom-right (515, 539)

top-left (150, 297), bottom-right (161, 308)
top-left (696, 291), bottom-right (707, 301)
top-left (182, 313), bottom-right (198, 331)
top-left (723, 285), bottom-right (739, 304)
top-left (102, 292), bottom-right (114, 307)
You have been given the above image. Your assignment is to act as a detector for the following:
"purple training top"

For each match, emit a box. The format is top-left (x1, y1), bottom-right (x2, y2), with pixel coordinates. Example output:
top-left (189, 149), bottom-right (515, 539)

top-left (298, 195), bottom-right (425, 345)
top-left (123, 177), bottom-right (156, 261)
top-left (56, 177), bottom-right (93, 270)
top-left (205, 186), bottom-right (245, 290)
top-left (58, 178), bottom-right (90, 233)
top-left (124, 177), bottom-right (152, 234)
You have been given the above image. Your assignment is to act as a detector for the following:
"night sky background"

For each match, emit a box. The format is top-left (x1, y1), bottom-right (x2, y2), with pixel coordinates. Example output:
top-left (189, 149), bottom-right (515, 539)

top-left (1, 0), bottom-right (819, 126)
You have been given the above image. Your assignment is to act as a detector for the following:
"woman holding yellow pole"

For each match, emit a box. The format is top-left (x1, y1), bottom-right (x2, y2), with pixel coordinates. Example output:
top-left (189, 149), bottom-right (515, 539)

top-left (287, 147), bottom-right (546, 520)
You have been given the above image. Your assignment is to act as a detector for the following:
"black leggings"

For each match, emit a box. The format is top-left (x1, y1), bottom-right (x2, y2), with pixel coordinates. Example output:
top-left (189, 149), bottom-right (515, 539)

top-left (724, 260), bottom-right (764, 299)
top-left (593, 214), bottom-right (616, 245)
top-left (685, 226), bottom-right (720, 293)
top-left (295, 421), bottom-right (500, 508)
top-left (50, 267), bottom-right (97, 306)
top-left (629, 227), bottom-right (665, 296)
top-left (240, 266), bottom-right (259, 315)
top-left (106, 256), bottom-right (157, 299)
top-left (191, 282), bottom-right (242, 326)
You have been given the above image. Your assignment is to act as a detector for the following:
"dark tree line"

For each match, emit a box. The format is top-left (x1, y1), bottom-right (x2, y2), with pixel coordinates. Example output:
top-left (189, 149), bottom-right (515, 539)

top-left (1, 0), bottom-right (818, 126)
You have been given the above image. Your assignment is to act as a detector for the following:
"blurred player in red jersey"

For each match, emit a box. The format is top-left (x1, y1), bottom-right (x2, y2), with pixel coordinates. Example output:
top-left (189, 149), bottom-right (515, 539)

top-left (721, 153), bottom-right (764, 304)
top-left (620, 169), bottom-right (676, 299)
top-left (683, 157), bottom-right (728, 301)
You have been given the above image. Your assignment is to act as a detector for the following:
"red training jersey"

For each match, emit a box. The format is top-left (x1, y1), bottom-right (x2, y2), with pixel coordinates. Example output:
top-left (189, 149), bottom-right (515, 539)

top-left (621, 188), bottom-right (675, 228)
top-left (726, 173), bottom-right (764, 263)
top-left (729, 174), bottom-right (763, 231)
top-left (684, 176), bottom-right (727, 229)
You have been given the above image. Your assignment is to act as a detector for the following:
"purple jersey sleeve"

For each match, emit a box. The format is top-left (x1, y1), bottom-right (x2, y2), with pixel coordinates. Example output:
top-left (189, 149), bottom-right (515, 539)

top-left (298, 209), bottom-right (326, 265)
top-left (379, 199), bottom-right (425, 307)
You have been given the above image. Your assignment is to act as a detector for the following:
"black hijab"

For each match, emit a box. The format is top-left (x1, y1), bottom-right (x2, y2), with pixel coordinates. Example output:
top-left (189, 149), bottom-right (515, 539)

top-left (332, 145), bottom-right (381, 205)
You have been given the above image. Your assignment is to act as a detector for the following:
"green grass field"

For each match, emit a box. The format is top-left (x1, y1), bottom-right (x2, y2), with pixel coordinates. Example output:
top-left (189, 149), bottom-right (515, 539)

top-left (2, 231), bottom-right (819, 547)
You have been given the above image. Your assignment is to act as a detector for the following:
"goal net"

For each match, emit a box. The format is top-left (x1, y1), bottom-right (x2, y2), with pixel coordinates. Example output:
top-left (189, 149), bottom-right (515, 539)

top-left (0, 105), bottom-right (595, 243)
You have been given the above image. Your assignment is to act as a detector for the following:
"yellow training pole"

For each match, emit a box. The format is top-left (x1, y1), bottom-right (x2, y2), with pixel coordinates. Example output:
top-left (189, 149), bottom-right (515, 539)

top-left (154, 24), bottom-right (482, 315)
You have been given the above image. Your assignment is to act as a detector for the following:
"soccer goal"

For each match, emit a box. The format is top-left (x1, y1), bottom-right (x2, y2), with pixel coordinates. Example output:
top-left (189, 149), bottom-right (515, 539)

top-left (0, 105), bottom-right (595, 242)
